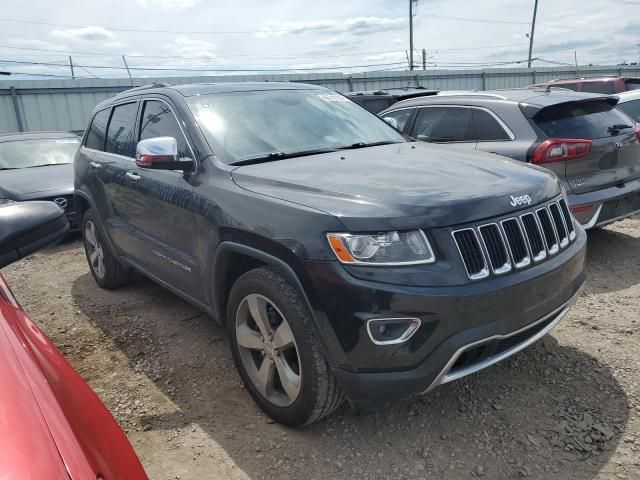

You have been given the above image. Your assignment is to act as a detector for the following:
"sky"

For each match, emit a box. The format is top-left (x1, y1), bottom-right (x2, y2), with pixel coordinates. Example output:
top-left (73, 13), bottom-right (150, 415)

top-left (0, 0), bottom-right (638, 79)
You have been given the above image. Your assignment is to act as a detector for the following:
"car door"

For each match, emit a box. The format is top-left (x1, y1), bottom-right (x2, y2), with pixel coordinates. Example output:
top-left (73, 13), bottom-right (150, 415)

top-left (122, 97), bottom-right (201, 297)
top-left (409, 106), bottom-right (476, 149)
top-left (471, 107), bottom-right (518, 158)
top-left (380, 108), bottom-right (416, 134)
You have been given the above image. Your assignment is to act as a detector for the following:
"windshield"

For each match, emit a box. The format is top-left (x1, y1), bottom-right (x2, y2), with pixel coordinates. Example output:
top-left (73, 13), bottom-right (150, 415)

top-left (187, 89), bottom-right (405, 163)
top-left (0, 138), bottom-right (79, 169)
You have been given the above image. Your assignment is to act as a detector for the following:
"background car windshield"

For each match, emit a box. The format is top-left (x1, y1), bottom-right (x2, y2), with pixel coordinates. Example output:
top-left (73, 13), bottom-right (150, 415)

top-left (0, 138), bottom-right (79, 169)
top-left (188, 90), bottom-right (405, 162)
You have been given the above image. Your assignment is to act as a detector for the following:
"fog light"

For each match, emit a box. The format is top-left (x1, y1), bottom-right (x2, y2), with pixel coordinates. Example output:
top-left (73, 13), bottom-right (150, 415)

top-left (366, 318), bottom-right (421, 345)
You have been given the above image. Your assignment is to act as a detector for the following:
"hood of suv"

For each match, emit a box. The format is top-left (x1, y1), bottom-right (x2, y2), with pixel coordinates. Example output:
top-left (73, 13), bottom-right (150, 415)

top-left (0, 164), bottom-right (73, 200)
top-left (232, 142), bottom-right (561, 230)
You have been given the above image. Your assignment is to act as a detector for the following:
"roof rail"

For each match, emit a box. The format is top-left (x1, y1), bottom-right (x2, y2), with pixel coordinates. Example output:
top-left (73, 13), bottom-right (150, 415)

top-left (117, 82), bottom-right (171, 96)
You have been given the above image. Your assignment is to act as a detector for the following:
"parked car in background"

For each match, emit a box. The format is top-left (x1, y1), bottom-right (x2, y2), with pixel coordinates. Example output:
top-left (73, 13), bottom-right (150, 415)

top-left (0, 132), bottom-right (80, 230)
top-left (0, 201), bottom-right (147, 479)
top-left (531, 76), bottom-right (640, 94)
top-left (380, 89), bottom-right (640, 228)
top-left (75, 82), bottom-right (586, 426)
top-left (616, 90), bottom-right (640, 122)
top-left (346, 86), bottom-right (439, 113)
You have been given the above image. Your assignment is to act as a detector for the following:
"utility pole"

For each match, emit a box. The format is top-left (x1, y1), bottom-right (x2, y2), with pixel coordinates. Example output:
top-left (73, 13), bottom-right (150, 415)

top-left (422, 49), bottom-right (426, 70)
top-left (122, 55), bottom-right (133, 84)
top-left (574, 50), bottom-right (579, 76)
top-left (68, 56), bottom-right (75, 80)
top-left (527, 0), bottom-right (539, 68)
top-left (409, 0), bottom-right (417, 71)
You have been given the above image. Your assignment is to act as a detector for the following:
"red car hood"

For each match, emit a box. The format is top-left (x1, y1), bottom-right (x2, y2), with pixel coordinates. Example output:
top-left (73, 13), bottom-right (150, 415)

top-left (0, 275), bottom-right (147, 480)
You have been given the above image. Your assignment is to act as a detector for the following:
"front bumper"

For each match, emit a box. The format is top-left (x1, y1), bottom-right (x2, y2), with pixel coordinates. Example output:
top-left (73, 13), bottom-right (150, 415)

top-left (304, 227), bottom-right (586, 406)
top-left (568, 178), bottom-right (640, 228)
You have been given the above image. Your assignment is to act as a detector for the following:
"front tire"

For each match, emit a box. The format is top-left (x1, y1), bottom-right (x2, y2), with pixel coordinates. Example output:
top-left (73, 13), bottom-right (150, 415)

top-left (82, 209), bottom-right (133, 289)
top-left (227, 267), bottom-right (344, 426)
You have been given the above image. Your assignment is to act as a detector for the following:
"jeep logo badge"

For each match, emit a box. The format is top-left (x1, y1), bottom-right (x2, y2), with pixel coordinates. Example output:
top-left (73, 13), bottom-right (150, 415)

top-left (509, 194), bottom-right (532, 207)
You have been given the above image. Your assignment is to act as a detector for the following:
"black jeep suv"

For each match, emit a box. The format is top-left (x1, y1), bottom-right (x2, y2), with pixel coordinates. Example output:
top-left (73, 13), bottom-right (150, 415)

top-left (74, 82), bottom-right (586, 426)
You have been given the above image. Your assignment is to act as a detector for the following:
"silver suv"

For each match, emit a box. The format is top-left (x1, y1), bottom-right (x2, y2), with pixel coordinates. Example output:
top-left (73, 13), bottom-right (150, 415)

top-left (380, 88), bottom-right (640, 228)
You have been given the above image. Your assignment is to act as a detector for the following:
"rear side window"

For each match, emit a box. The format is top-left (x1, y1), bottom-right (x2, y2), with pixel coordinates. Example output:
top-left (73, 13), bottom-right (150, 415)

top-left (624, 80), bottom-right (640, 91)
top-left (412, 107), bottom-right (472, 142)
top-left (534, 100), bottom-right (634, 139)
top-left (580, 81), bottom-right (616, 94)
top-left (472, 109), bottom-right (511, 141)
top-left (106, 102), bottom-right (138, 157)
top-left (557, 83), bottom-right (578, 91)
top-left (363, 99), bottom-right (393, 113)
top-left (139, 100), bottom-right (191, 158)
top-left (381, 109), bottom-right (414, 132)
top-left (618, 99), bottom-right (640, 122)
top-left (84, 109), bottom-right (110, 151)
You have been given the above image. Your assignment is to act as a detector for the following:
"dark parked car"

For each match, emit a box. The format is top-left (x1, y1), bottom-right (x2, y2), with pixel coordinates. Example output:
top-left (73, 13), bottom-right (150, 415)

top-left (0, 132), bottom-right (80, 230)
top-left (531, 76), bottom-right (640, 94)
top-left (75, 82), bottom-right (586, 426)
top-left (380, 89), bottom-right (640, 228)
top-left (0, 201), bottom-right (147, 479)
top-left (346, 86), bottom-right (439, 113)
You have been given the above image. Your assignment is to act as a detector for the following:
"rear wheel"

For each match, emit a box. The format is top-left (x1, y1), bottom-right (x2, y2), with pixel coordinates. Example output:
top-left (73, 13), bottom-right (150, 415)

top-left (82, 209), bottom-right (133, 289)
top-left (227, 267), bottom-right (344, 426)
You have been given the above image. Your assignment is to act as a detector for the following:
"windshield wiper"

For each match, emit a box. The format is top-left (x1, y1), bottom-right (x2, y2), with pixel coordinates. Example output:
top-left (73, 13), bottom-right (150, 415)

top-left (608, 124), bottom-right (633, 135)
top-left (337, 140), bottom-right (402, 150)
top-left (230, 148), bottom-right (338, 166)
top-left (26, 163), bottom-right (71, 168)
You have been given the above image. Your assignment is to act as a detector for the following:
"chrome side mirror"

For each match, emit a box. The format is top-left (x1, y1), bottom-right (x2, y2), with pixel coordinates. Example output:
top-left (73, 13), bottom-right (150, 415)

top-left (382, 116), bottom-right (399, 129)
top-left (135, 137), bottom-right (194, 171)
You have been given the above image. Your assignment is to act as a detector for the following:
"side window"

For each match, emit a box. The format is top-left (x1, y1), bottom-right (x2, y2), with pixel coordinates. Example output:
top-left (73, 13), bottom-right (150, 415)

top-left (581, 82), bottom-right (615, 94)
top-left (139, 100), bottom-right (190, 158)
top-left (105, 102), bottom-right (138, 158)
top-left (618, 99), bottom-right (640, 122)
top-left (84, 109), bottom-right (110, 151)
top-left (412, 107), bottom-right (472, 142)
top-left (472, 109), bottom-right (511, 141)
top-left (362, 98), bottom-right (393, 114)
top-left (381, 109), bottom-right (414, 132)
top-left (558, 83), bottom-right (578, 91)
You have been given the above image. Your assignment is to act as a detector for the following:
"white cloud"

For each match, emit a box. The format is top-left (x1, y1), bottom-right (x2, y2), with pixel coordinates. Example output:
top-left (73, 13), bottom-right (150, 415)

top-left (164, 36), bottom-right (217, 59)
top-left (136, 0), bottom-right (201, 10)
top-left (257, 16), bottom-right (405, 38)
top-left (51, 26), bottom-right (116, 42)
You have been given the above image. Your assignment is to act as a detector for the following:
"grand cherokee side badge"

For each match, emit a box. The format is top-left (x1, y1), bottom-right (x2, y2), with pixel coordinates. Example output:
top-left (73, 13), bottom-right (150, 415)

top-left (509, 194), bottom-right (532, 207)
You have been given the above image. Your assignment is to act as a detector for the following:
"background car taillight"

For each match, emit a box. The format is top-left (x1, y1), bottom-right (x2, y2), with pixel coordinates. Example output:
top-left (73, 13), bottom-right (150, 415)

top-left (635, 124), bottom-right (640, 142)
top-left (531, 139), bottom-right (592, 164)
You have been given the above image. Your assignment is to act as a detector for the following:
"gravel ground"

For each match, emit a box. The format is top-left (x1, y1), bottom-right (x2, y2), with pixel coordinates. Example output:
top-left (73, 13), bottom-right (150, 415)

top-left (3, 217), bottom-right (640, 480)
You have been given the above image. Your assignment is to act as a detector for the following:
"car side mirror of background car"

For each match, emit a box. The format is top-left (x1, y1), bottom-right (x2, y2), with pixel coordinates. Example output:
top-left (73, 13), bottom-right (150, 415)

top-left (382, 116), bottom-right (399, 129)
top-left (0, 202), bottom-right (69, 269)
top-left (135, 137), bottom-right (195, 172)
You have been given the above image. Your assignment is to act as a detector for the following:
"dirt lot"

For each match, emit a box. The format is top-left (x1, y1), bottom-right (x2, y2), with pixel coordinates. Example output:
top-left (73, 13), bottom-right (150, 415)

top-left (3, 218), bottom-right (640, 480)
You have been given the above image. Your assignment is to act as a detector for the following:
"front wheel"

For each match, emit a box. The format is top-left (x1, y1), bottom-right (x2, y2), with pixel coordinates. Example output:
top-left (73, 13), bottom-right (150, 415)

top-left (227, 267), bottom-right (344, 426)
top-left (82, 209), bottom-right (133, 289)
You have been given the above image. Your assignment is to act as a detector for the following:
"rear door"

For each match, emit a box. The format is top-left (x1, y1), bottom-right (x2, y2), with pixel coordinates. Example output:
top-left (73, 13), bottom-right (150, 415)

top-left (533, 99), bottom-right (640, 195)
top-left (471, 108), bottom-right (517, 158)
top-left (409, 106), bottom-right (475, 149)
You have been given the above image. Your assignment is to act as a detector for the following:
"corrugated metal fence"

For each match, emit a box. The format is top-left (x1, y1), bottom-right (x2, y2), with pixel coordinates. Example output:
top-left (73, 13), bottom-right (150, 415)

top-left (1, 64), bottom-right (640, 134)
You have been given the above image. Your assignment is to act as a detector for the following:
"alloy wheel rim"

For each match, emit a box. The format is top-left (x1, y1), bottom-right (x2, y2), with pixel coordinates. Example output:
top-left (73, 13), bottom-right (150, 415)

top-left (235, 294), bottom-right (302, 407)
top-left (85, 220), bottom-right (106, 279)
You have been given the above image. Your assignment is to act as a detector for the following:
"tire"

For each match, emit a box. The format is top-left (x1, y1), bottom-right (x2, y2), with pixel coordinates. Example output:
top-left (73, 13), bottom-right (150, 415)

top-left (227, 267), bottom-right (344, 427)
top-left (82, 209), bottom-right (133, 289)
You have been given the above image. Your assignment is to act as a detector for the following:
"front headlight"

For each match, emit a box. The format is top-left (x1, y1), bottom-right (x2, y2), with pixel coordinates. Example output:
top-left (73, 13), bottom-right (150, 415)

top-left (326, 230), bottom-right (435, 266)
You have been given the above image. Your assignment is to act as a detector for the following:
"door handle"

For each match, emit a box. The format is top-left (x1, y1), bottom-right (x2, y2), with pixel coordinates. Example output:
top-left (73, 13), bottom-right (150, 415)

top-left (125, 171), bottom-right (141, 182)
top-left (89, 161), bottom-right (102, 169)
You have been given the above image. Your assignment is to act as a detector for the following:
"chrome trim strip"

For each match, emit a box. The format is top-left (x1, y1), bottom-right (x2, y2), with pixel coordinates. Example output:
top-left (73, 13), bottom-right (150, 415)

top-left (366, 317), bottom-right (422, 346)
top-left (549, 202), bottom-right (569, 248)
top-left (499, 218), bottom-right (531, 269)
top-left (593, 206), bottom-right (640, 228)
top-left (414, 104), bottom-right (516, 140)
top-left (451, 228), bottom-right (490, 280)
top-left (423, 286), bottom-right (582, 393)
top-left (580, 204), bottom-right (604, 230)
top-left (477, 223), bottom-right (512, 275)
top-left (558, 198), bottom-right (577, 241)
